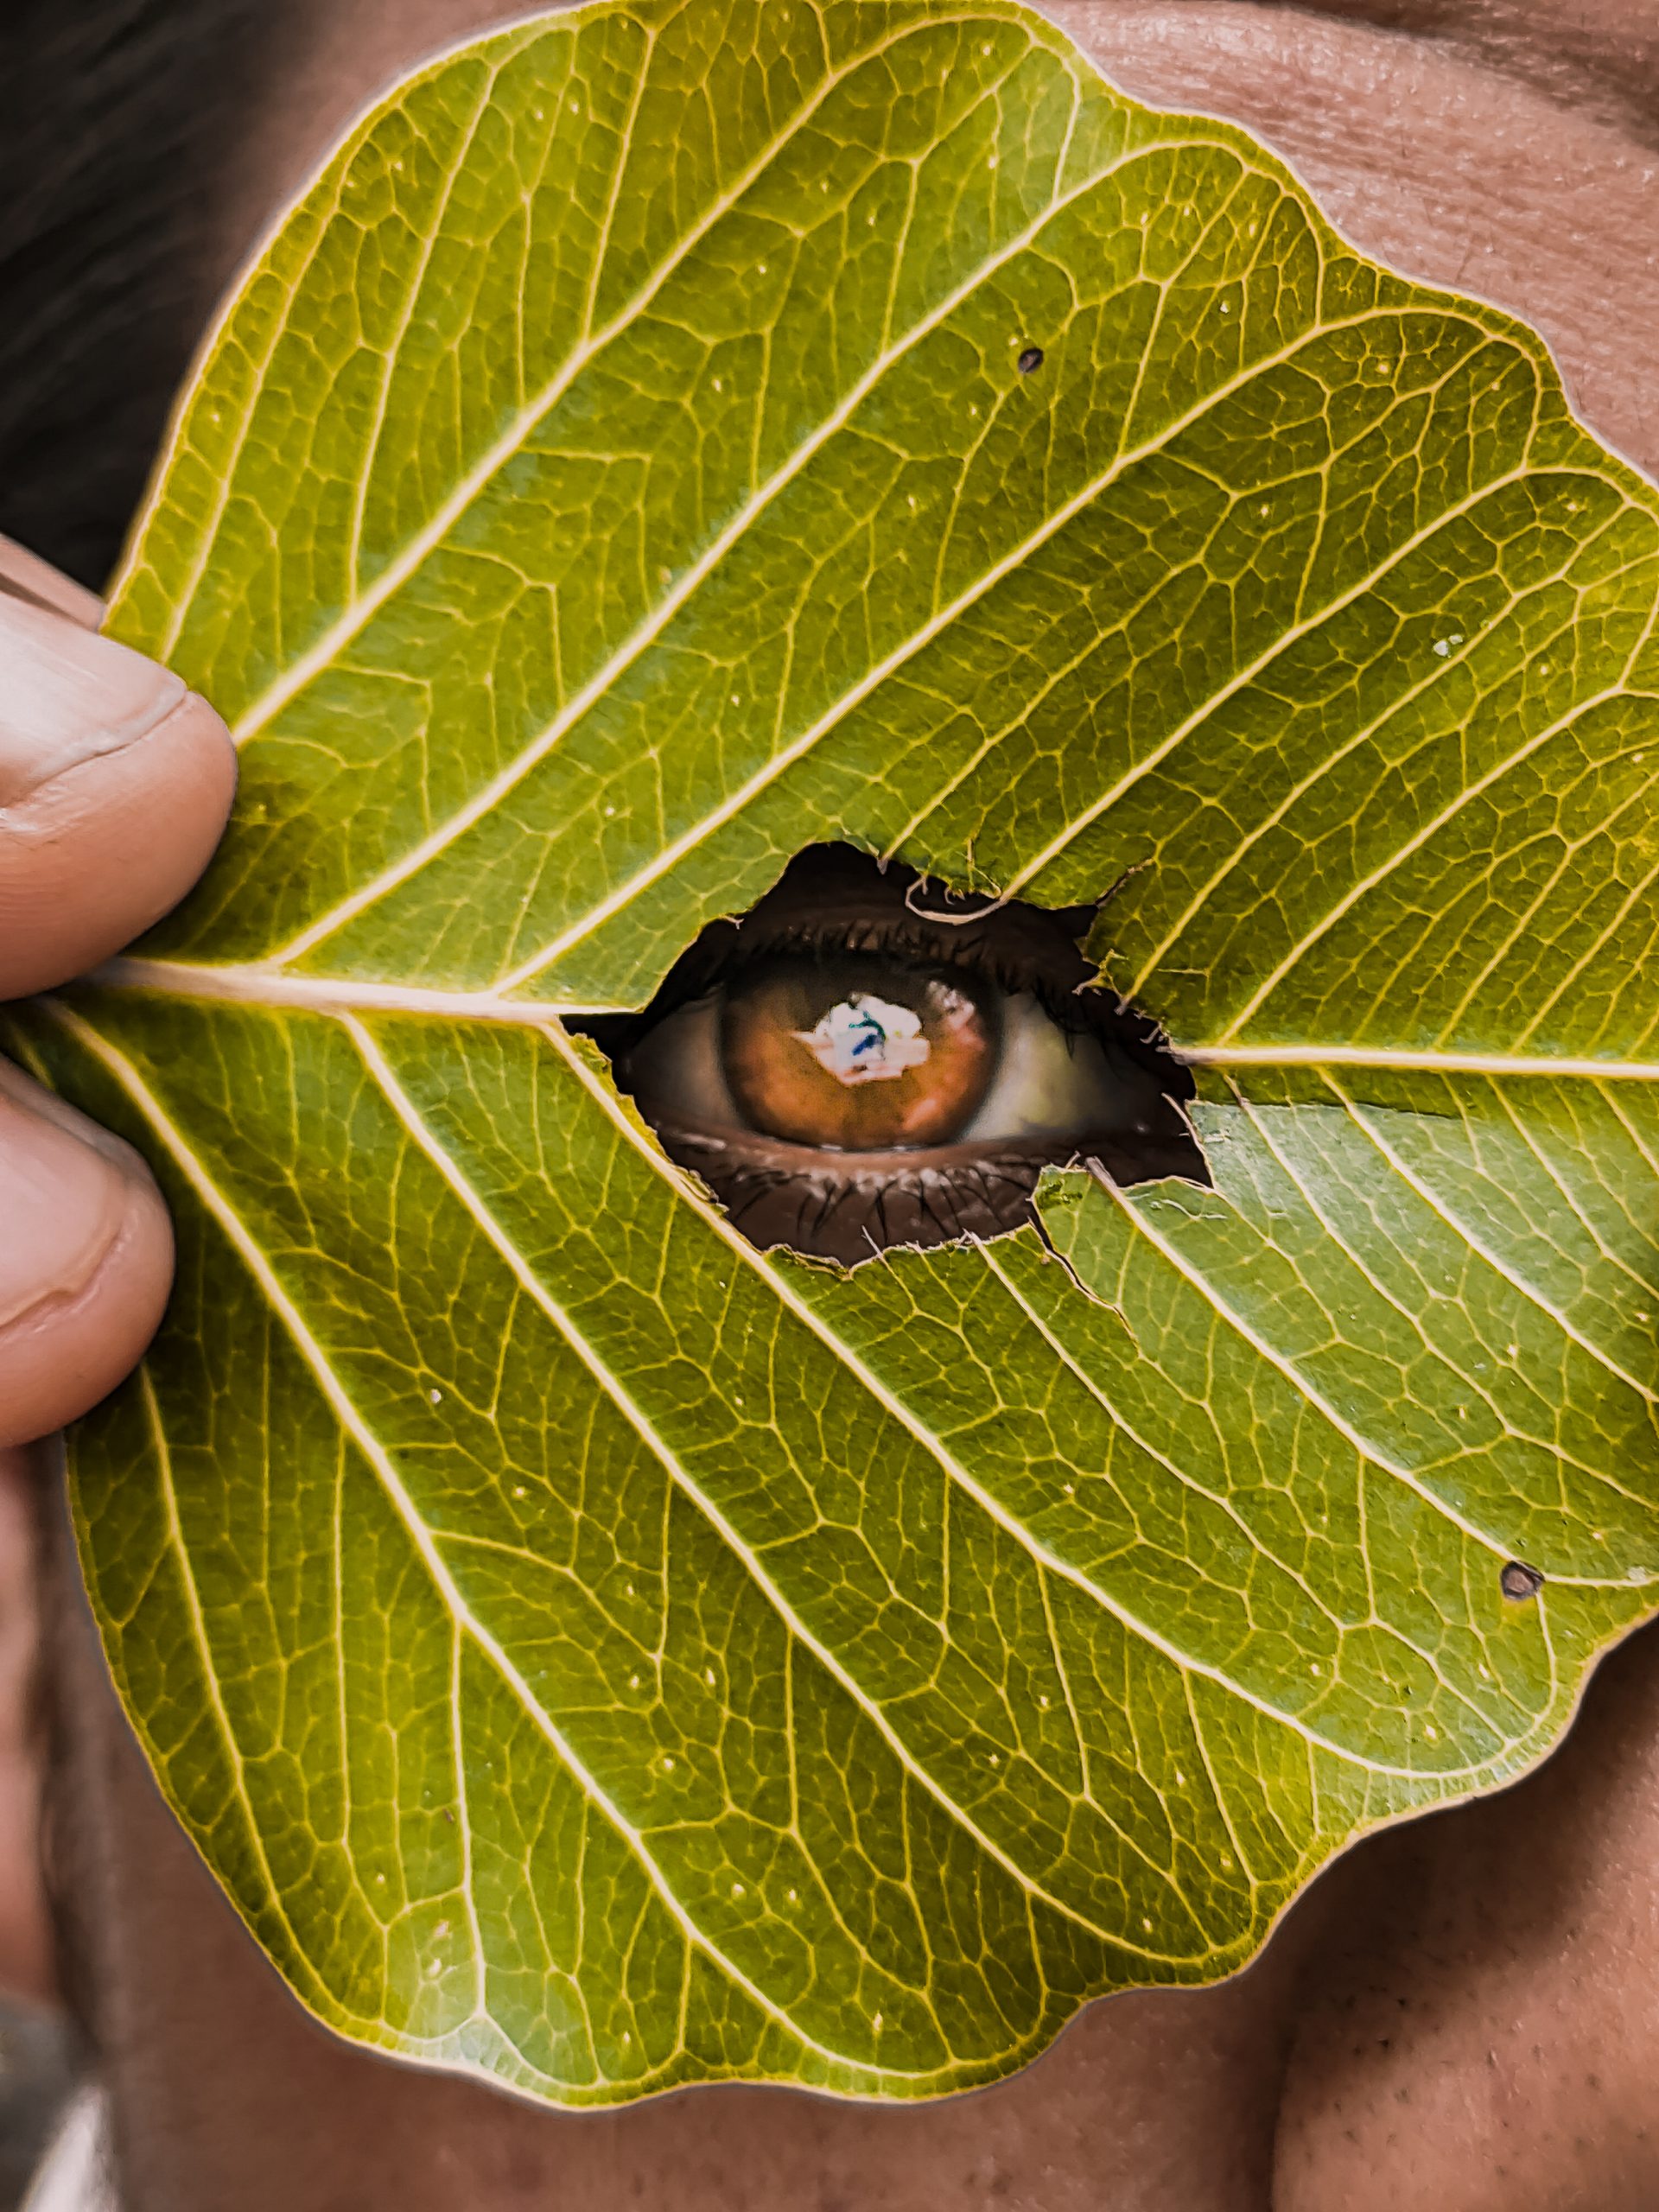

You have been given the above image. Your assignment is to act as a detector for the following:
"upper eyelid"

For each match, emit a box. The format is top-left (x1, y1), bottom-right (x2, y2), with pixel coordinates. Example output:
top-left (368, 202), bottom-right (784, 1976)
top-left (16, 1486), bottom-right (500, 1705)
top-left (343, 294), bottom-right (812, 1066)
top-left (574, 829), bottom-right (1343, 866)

top-left (697, 927), bottom-right (1094, 1028)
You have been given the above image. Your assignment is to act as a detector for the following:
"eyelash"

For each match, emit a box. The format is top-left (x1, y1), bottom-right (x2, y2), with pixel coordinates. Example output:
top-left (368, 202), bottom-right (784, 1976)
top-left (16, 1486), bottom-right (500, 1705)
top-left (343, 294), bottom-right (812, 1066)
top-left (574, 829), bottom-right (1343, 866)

top-left (578, 918), bottom-right (1203, 1265)
top-left (609, 906), bottom-right (1096, 1035)
top-left (654, 1120), bottom-right (1073, 1264)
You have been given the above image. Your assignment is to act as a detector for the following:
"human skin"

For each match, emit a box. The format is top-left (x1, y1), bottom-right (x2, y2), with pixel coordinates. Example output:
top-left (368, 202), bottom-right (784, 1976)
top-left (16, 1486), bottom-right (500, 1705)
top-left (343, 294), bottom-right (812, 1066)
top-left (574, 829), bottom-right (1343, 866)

top-left (0, 541), bottom-right (233, 1997)
top-left (7, 0), bottom-right (1659, 2204)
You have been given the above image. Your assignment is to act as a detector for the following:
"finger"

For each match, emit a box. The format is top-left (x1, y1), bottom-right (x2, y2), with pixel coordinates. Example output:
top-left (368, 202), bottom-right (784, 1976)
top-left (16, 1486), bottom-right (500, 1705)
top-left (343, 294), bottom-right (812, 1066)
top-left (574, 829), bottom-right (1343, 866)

top-left (0, 590), bottom-right (235, 1000)
top-left (0, 1446), bottom-right (53, 2002)
top-left (0, 531), bottom-right (102, 628)
top-left (0, 1056), bottom-right (172, 1450)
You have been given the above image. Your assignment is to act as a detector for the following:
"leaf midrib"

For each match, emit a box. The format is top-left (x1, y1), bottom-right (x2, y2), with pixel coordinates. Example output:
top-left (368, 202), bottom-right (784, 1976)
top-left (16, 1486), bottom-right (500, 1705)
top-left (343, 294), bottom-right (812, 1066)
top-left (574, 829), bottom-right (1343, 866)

top-left (524, 1019), bottom-right (1535, 1776)
top-left (146, 18), bottom-right (1652, 1013)
top-left (49, 1001), bottom-right (965, 2082)
top-left (49, 982), bottom-right (1571, 1795)
top-left (83, 960), bottom-right (1659, 1084)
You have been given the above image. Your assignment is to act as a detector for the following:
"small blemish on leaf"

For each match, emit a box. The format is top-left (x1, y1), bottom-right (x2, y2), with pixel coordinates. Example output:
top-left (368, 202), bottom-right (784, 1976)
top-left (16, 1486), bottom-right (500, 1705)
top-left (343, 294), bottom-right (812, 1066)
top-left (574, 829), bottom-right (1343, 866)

top-left (1017, 345), bottom-right (1044, 373)
top-left (1501, 1560), bottom-right (1545, 1601)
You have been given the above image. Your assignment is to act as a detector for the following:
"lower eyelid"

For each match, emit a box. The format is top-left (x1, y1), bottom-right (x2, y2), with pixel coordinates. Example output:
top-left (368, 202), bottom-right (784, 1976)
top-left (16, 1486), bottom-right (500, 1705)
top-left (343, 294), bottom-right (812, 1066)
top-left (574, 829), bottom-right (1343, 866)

top-left (648, 1125), bottom-right (1053, 1261)
top-left (613, 981), bottom-right (1204, 1264)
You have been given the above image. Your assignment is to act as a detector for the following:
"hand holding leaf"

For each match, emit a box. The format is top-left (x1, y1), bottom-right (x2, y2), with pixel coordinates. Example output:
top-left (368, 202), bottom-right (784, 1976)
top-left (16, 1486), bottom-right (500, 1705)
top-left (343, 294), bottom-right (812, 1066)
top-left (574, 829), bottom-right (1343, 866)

top-left (10, 0), bottom-right (1658, 2107)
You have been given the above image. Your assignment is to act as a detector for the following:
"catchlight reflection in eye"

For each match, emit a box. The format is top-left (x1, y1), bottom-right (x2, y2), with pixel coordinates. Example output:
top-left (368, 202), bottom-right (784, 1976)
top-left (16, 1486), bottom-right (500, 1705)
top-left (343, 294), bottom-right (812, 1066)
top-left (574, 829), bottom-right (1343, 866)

top-left (725, 957), bottom-right (995, 1148)
top-left (580, 846), bottom-right (1205, 1265)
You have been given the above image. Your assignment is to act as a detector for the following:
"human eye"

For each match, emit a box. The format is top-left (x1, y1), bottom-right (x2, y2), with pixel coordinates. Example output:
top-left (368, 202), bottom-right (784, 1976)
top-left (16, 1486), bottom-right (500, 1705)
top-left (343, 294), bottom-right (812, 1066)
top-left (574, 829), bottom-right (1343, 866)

top-left (583, 845), bottom-right (1204, 1262)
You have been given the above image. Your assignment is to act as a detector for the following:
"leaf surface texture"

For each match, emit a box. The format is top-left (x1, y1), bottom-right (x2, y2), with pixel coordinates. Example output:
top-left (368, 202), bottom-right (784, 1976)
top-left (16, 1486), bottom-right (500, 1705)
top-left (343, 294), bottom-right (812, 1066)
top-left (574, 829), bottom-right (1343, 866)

top-left (10, 0), bottom-right (1659, 2103)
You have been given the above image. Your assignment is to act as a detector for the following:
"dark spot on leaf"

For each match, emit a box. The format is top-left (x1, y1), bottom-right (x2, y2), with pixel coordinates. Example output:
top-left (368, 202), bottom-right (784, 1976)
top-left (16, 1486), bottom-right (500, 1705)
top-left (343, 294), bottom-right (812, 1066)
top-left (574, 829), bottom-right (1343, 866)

top-left (1500, 1560), bottom-right (1545, 1600)
top-left (1017, 344), bottom-right (1044, 373)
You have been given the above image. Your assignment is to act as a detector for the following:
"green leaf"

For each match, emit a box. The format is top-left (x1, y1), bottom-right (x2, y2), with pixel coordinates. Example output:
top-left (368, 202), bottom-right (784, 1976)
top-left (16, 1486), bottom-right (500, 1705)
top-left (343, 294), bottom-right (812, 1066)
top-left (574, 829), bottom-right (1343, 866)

top-left (9, 0), bottom-right (1659, 2105)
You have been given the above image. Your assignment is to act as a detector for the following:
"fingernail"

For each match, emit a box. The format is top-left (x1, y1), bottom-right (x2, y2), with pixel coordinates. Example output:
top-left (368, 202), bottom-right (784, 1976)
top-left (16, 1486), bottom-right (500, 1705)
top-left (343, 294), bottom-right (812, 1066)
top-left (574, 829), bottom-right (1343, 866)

top-left (0, 1068), bottom-right (135, 1334)
top-left (0, 593), bottom-right (185, 808)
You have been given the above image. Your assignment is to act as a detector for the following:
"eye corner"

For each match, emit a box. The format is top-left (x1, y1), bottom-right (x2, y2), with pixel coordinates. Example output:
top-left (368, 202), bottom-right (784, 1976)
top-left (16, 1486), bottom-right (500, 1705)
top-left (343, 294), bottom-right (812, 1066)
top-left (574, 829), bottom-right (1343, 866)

top-left (574, 843), bottom-right (1209, 1263)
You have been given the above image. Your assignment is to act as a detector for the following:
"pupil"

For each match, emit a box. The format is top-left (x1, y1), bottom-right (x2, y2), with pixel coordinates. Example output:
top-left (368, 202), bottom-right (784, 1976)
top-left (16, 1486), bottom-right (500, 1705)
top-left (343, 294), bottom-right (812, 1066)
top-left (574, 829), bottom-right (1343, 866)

top-left (721, 954), bottom-right (998, 1150)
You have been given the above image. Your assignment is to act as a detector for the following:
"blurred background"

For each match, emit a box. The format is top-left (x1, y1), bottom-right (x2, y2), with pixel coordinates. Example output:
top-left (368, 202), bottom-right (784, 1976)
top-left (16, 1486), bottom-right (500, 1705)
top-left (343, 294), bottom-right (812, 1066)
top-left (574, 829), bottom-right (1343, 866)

top-left (0, 2001), bottom-right (75, 2206)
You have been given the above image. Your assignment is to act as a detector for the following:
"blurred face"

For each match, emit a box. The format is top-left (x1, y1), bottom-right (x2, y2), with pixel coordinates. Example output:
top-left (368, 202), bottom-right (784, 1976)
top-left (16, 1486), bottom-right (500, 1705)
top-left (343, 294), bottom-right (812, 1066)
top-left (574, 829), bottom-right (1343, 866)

top-left (37, 3), bottom-right (1659, 2207)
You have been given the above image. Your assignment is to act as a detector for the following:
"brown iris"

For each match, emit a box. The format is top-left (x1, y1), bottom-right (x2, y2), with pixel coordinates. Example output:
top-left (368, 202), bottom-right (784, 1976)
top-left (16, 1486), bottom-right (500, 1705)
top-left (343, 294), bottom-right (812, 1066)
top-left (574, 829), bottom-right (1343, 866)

top-left (721, 953), bottom-right (998, 1150)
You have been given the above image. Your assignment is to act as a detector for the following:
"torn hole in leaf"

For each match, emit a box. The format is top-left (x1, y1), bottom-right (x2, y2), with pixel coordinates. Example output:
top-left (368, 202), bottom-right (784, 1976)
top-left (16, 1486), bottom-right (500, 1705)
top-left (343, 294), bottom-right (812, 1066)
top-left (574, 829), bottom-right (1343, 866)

top-left (570, 843), bottom-right (1205, 1264)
